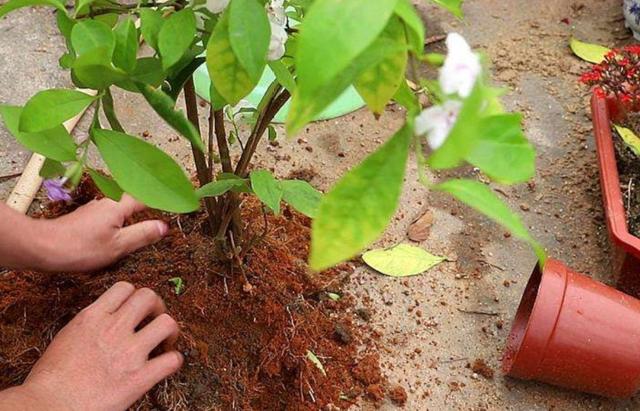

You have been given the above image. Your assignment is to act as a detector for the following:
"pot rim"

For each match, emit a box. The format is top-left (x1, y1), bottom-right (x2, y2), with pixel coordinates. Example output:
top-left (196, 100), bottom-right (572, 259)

top-left (502, 259), bottom-right (568, 379)
top-left (592, 89), bottom-right (640, 256)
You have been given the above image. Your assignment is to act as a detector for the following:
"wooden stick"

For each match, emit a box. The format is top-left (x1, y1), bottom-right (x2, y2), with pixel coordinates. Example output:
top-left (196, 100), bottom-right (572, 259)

top-left (5, 89), bottom-right (98, 213)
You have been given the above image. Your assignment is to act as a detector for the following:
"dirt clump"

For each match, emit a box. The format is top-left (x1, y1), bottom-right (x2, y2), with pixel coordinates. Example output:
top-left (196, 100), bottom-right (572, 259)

top-left (388, 384), bottom-right (408, 407)
top-left (0, 178), bottom-right (390, 410)
top-left (470, 358), bottom-right (495, 380)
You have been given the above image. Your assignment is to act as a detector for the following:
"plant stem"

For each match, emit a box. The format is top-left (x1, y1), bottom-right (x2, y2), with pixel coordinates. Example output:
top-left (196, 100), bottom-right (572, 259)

top-left (184, 78), bottom-right (210, 187)
top-left (214, 109), bottom-right (233, 174)
top-left (183, 77), bottom-right (218, 234)
top-left (215, 88), bottom-right (290, 244)
top-left (235, 89), bottom-right (291, 177)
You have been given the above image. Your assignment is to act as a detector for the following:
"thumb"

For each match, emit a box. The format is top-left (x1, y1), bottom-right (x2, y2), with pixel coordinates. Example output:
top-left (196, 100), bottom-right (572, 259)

top-left (117, 220), bottom-right (168, 256)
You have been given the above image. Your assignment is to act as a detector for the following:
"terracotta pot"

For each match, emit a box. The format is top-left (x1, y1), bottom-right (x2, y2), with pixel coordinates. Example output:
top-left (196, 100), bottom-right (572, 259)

top-left (502, 259), bottom-right (640, 398)
top-left (591, 89), bottom-right (640, 297)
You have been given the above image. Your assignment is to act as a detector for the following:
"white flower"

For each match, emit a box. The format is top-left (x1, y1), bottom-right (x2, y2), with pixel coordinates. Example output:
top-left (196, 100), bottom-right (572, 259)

top-left (414, 100), bottom-right (462, 150)
top-left (267, 0), bottom-right (286, 26)
top-left (268, 21), bottom-right (287, 61)
top-left (206, 0), bottom-right (229, 14)
top-left (439, 33), bottom-right (481, 98)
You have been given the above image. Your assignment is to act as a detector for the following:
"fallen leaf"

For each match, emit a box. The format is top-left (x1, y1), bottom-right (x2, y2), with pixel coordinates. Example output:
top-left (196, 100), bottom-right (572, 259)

top-left (614, 124), bottom-right (640, 157)
top-left (362, 244), bottom-right (445, 277)
top-left (569, 38), bottom-right (609, 64)
top-left (327, 292), bottom-right (341, 301)
top-left (306, 350), bottom-right (326, 376)
top-left (407, 210), bottom-right (434, 242)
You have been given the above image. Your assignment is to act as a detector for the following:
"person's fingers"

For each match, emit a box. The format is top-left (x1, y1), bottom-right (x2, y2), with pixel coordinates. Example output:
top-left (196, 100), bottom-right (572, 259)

top-left (116, 220), bottom-right (168, 256)
top-left (118, 194), bottom-right (147, 218)
top-left (113, 287), bottom-right (166, 329)
top-left (89, 281), bottom-right (136, 314)
top-left (135, 351), bottom-right (183, 392)
top-left (134, 313), bottom-right (180, 353)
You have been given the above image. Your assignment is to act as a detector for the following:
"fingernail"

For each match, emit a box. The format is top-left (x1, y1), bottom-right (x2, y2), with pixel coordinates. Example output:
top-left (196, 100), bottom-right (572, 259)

top-left (157, 221), bottom-right (168, 236)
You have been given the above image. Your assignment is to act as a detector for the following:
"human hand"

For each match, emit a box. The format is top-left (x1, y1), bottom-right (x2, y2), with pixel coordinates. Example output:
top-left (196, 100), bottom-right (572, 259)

top-left (34, 195), bottom-right (168, 272)
top-left (5, 282), bottom-right (183, 411)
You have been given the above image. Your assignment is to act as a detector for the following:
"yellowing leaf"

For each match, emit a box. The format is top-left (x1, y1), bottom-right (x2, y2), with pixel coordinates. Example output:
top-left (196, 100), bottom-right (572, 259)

top-left (569, 38), bottom-right (609, 64)
top-left (362, 243), bottom-right (445, 277)
top-left (614, 124), bottom-right (640, 157)
top-left (306, 350), bottom-right (327, 376)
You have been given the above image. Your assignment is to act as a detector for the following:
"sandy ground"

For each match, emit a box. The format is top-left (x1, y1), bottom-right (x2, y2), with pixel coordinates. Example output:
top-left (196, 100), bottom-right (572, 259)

top-left (1, 0), bottom-right (638, 409)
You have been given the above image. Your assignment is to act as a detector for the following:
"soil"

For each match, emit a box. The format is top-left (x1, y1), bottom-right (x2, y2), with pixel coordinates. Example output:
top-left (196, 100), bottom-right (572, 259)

top-left (0, 178), bottom-right (398, 410)
top-left (613, 116), bottom-right (640, 238)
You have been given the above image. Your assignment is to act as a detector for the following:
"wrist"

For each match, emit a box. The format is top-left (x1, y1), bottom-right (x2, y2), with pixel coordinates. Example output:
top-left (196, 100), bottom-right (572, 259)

top-left (0, 382), bottom-right (65, 411)
top-left (21, 218), bottom-right (61, 272)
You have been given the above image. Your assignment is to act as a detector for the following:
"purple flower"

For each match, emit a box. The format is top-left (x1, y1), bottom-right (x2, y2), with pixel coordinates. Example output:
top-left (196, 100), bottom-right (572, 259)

top-left (43, 177), bottom-right (72, 202)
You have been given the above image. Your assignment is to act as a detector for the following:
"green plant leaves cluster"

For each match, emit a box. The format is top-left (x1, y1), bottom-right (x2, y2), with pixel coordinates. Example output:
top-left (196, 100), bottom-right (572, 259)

top-left (0, 0), bottom-right (546, 273)
top-left (198, 170), bottom-right (323, 219)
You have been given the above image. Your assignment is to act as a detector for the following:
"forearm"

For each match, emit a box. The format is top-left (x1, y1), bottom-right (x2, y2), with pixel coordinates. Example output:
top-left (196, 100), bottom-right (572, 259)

top-left (0, 202), bottom-right (48, 271)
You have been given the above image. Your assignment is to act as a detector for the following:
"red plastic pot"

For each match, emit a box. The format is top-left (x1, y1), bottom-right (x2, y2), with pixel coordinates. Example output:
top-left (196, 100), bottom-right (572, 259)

top-left (502, 259), bottom-right (640, 398)
top-left (591, 89), bottom-right (640, 297)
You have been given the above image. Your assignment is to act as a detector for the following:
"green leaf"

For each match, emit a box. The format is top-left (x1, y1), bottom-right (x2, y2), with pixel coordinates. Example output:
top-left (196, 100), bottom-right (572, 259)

top-left (72, 47), bottom-right (128, 89)
top-left (289, 0), bottom-right (398, 133)
top-left (40, 158), bottom-right (66, 178)
top-left (113, 17), bottom-right (139, 73)
top-left (268, 60), bottom-right (296, 93)
top-left (139, 9), bottom-right (164, 51)
top-left (168, 277), bottom-right (184, 295)
top-left (74, 0), bottom-right (97, 16)
top-left (614, 125), bottom-right (640, 157)
top-left (394, 0), bottom-right (425, 53)
top-left (136, 83), bottom-right (205, 152)
top-left (116, 57), bottom-right (165, 92)
top-left (19, 89), bottom-right (97, 133)
top-left (197, 176), bottom-right (247, 198)
top-left (56, 9), bottom-right (75, 43)
top-left (433, 179), bottom-right (546, 264)
top-left (229, 0), bottom-right (270, 81)
top-left (93, 129), bottom-right (199, 213)
top-left (71, 19), bottom-right (115, 57)
top-left (421, 52), bottom-right (445, 66)
top-left (569, 38), bottom-right (609, 64)
top-left (88, 169), bottom-right (123, 201)
top-left (288, 26), bottom-right (406, 134)
top-left (354, 17), bottom-right (407, 115)
top-left (281, 180), bottom-right (322, 218)
top-left (327, 292), bottom-right (341, 301)
top-left (430, 0), bottom-right (463, 18)
top-left (310, 124), bottom-right (411, 270)
top-left (164, 57), bottom-right (206, 101)
top-left (306, 350), bottom-right (327, 377)
top-left (465, 114), bottom-right (535, 184)
top-left (393, 80), bottom-right (420, 114)
top-left (363, 243), bottom-right (445, 277)
top-left (0, 0), bottom-right (65, 19)
top-left (102, 89), bottom-right (124, 132)
top-left (296, 0), bottom-right (398, 99)
top-left (427, 83), bottom-right (485, 169)
top-left (159, 9), bottom-right (196, 71)
top-left (251, 170), bottom-right (283, 214)
top-left (0, 105), bottom-right (77, 162)
top-left (206, 12), bottom-right (256, 105)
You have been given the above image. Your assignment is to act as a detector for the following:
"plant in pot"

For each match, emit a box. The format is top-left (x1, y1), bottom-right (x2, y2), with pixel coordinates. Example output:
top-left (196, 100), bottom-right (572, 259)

top-left (579, 46), bottom-right (640, 297)
top-left (0, 0), bottom-right (546, 407)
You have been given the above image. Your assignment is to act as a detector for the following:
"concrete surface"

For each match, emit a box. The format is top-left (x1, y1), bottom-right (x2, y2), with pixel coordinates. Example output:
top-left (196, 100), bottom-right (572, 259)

top-left (0, 0), bottom-right (637, 409)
